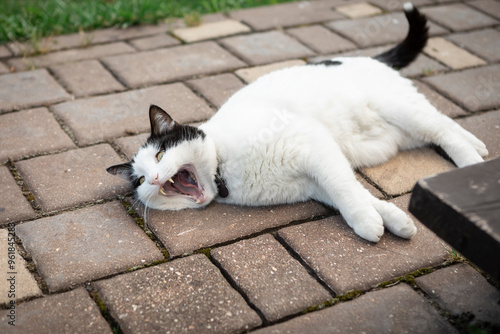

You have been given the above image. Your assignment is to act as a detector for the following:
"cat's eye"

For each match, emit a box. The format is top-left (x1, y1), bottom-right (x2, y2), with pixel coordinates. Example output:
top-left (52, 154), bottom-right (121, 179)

top-left (156, 151), bottom-right (165, 162)
top-left (139, 176), bottom-right (145, 185)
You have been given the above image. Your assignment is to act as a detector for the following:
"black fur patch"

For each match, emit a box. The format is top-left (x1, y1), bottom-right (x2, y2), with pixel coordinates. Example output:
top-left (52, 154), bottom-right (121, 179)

top-left (309, 60), bottom-right (342, 66)
top-left (146, 124), bottom-right (206, 152)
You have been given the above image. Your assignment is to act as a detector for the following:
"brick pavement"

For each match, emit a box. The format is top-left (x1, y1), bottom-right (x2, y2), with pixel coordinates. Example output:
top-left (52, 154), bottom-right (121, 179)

top-left (1, 0), bottom-right (499, 332)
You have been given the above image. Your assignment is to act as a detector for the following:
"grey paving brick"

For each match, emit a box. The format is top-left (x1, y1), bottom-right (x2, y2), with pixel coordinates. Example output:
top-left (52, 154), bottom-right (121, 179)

top-left (0, 288), bottom-right (112, 333)
top-left (235, 60), bottom-right (306, 83)
top-left (286, 25), bottom-right (356, 54)
top-left (220, 31), bottom-right (314, 66)
top-left (88, 24), bottom-right (171, 44)
top-left (230, 1), bottom-right (343, 30)
top-left (368, 0), bottom-right (434, 11)
top-left (212, 234), bottom-right (331, 322)
top-left (423, 64), bottom-right (500, 112)
top-left (8, 42), bottom-right (136, 71)
top-left (0, 44), bottom-right (12, 58)
top-left (0, 69), bottom-right (70, 113)
top-left (16, 201), bottom-right (163, 292)
top-left (400, 54), bottom-right (449, 78)
top-left (128, 33), bottom-right (180, 51)
top-left (413, 81), bottom-right (467, 118)
top-left (50, 60), bottom-right (125, 97)
top-left (447, 28), bottom-right (500, 63)
top-left (0, 108), bottom-right (75, 163)
top-left (114, 133), bottom-right (149, 160)
top-left (15, 144), bottom-right (130, 212)
top-left (361, 148), bottom-right (455, 196)
top-left (187, 73), bottom-right (245, 109)
top-left (415, 263), bottom-right (500, 325)
top-left (135, 200), bottom-right (329, 257)
top-left (456, 110), bottom-right (500, 160)
top-left (102, 42), bottom-right (245, 88)
top-left (421, 4), bottom-right (498, 31)
top-left (0, 62), bottom-right (8, 74)
top-left (469, 0), bottom-right (500, 20)
top-left (327, 13), bottom-right (448, 48)
top-left (0, 167), bottom-right (36, 225)
top-left (278, 195), bottom-right (449, 294)
top-left (253, 284), bottom-right (457, 334)
top-left (52, 83), bottom-right (212, 145)
top-left (0, 229), bottom-right (42, 304)
top-left (95, 254), bottom-right (262, 333)
top-left (6, 33), bottom-right (88, 57)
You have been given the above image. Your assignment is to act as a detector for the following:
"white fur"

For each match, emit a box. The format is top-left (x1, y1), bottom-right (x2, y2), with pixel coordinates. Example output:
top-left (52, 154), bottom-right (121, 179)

top-left (135, 57), bottom-right (487, 242)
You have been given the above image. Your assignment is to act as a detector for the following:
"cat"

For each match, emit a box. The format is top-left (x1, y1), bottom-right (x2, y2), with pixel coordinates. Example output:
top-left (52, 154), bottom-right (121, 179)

top-left (107, 3), bottom-right (488, 243)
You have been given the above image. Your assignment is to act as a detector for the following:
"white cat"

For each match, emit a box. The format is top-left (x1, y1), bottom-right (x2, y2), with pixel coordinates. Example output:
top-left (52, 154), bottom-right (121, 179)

top-left (108, 3), bottom-right (487, 242)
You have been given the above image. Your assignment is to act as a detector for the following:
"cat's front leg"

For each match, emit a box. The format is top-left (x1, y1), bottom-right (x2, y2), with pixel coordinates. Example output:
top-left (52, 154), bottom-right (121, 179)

top-left (307, 146), bottom-right (386, 242)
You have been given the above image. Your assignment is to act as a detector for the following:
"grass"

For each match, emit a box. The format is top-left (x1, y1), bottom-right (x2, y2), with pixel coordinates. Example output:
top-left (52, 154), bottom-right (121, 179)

top-left (0, 0), bottom-right (298, 44)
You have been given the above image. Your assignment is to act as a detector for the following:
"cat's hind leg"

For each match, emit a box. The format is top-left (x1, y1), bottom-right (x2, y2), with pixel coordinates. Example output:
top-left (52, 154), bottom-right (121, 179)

top-left (376, 93), bottom-right (488, 167)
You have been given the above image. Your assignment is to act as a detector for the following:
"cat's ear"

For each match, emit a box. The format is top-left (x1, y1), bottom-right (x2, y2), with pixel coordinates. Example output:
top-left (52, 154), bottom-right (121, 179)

top-left (107, 162), bottom-right (134, 182)
top-left (149, 104), bottom-right (178, 136)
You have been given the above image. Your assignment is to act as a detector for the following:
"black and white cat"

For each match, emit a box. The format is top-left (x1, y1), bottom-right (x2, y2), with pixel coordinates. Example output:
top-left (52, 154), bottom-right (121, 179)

top-left (108, 3), bottom-right (487, 243)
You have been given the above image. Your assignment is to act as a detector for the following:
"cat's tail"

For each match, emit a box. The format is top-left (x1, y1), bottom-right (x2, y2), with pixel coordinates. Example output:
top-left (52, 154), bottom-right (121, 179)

top-left (373, 3), bottom-right (428, 69)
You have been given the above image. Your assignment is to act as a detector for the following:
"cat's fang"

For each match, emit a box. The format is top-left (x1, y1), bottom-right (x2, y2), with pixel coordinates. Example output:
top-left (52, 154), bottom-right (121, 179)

top-left (168, 178), bottom-right (174, 184)
top-left (159, 188), bottom-right (167, 196)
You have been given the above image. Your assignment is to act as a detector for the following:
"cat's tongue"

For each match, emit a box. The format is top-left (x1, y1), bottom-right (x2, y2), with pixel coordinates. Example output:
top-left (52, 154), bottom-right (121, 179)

top-left (172, 170), bottom-right (202, 198)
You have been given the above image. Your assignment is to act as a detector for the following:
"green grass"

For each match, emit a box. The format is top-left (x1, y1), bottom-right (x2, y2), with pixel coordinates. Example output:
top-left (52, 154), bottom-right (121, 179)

top-left (0, 0), bottom-right (298, 44)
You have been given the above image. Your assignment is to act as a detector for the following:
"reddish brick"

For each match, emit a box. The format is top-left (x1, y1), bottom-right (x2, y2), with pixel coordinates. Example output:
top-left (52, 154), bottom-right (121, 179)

top-left (0, 166), bottom-right (36, 225)
top-left (16, 201), bottom-right (163, 292)
top-left (50, 60), bottom-right (125, 97)
top-left (220, 31), bottom-right (314, 66)
top-left (0, 45), bottom-right (12, 58)
top-left (0, 288), bottom-right (112, 333)
top-left (102, 42), bottom-right (245, 88)
top-left (368, 0), bottom-right (434, 11)
top-left (286, 25), bottom-right (356, 54)
top-left (212, 234), bottom-right (331, 321)
top-left (0, 62), bottom-right (8, 74)
top-left (278, 195), bottom-right (449, 294)
top-left (15, 144), bottom-right (130, 212)
top-left (52, 83), bottom-right (212, 145)
top-left (0, 69), bottom-right (70, 113)
top-left (95, 255), bottom-right (262, 333)
top-left (253, 284), bottom-right (456, 334)
top-left (187, 73), bottom-right (245, 109)
top-left (230, 1), bottom-right (343, 30)
top-left (8, 42), bottom-right (135, 71)
top-left (89, 24), bottom-right (171, 44)
top-left (0, 108), bottom-right (75, 163)
top-left (456, 110), bottom-right (500, 160)
top-left (135, 200), bottom-right (329, 257)
top-left (423, 64), bottom-right (500, 112)
top-left (114, 133), bottom-right (149, 160)
top-left (415, 264), bottom-right (500, 325)
top-left (447, 28), bottom-right (500, 63)
top-left (421, 4), bottom-right (498, 31)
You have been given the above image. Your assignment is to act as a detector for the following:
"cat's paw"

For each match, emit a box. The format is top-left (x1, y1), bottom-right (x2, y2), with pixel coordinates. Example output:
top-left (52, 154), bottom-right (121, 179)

top-left (372, 200), bottom-right (417, 239)
top-left (350, 209), bottom-right (384, 243)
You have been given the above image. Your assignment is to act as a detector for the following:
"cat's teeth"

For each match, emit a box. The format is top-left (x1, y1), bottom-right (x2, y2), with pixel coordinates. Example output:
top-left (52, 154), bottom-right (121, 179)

top-left (159, 188), bottom-right (167, 196)
top-left (196, 198), bottom-right (201, 204)
top-left (168, 178), bottom-right (174, 184)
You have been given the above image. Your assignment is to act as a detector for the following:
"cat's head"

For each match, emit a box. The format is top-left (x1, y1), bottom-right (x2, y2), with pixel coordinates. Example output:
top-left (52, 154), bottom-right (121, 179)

top-left (107, 105), bottom-right (219, 210)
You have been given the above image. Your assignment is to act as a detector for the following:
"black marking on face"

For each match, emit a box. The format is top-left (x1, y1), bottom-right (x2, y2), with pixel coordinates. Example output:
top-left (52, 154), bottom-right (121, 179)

top-left (146, 123), bottom-right (206, 152)
top-left (308, 60), bottom-right (342, 66)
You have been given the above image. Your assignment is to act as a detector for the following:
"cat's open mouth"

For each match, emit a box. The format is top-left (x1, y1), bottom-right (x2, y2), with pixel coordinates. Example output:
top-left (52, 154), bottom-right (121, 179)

top-left (159, 165), bottom-right (206, 204)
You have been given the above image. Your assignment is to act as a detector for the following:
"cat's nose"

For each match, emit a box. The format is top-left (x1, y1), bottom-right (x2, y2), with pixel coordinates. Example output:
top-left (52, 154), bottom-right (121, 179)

top-left (150, 173), bottom-right (161, 186)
